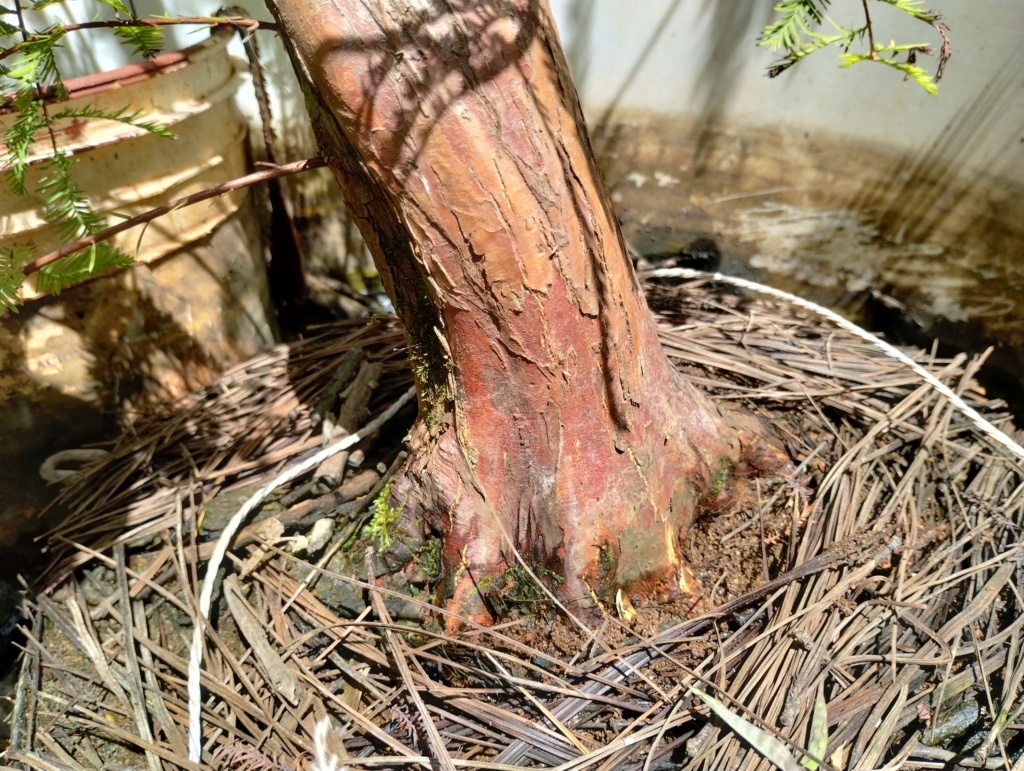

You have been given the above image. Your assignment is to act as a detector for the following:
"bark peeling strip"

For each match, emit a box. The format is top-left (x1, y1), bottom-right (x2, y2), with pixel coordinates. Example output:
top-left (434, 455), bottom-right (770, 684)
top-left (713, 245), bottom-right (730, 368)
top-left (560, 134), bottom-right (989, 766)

top-left (186, 386), bottom-right (417, 763)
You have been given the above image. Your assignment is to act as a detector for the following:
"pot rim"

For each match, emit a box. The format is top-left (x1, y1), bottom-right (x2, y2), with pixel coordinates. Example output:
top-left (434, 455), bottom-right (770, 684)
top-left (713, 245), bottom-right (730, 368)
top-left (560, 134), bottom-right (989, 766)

top-left (0, 25), bottom-right (234, 112)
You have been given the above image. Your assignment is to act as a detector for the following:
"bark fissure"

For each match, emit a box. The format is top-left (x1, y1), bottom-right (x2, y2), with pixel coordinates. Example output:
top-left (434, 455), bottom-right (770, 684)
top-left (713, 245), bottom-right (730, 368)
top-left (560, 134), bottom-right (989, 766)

top-left (266, 0), bottom-right (789, 623)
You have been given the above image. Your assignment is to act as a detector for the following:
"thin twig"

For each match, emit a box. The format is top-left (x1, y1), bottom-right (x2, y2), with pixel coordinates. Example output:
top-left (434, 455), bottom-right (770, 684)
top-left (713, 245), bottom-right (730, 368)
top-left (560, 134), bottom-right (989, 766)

top-left (0, 16), bottom-right (275, 63)
top-left (23, 157), bottom-right (326, 277)
top-left (862, 0), bottom-right (876, 57)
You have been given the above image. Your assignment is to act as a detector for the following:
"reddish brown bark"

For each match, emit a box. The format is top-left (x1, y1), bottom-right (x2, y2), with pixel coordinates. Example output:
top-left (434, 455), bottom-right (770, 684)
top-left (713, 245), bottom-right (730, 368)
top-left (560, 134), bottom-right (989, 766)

top-left (266, 0), bottom-right (786, 621)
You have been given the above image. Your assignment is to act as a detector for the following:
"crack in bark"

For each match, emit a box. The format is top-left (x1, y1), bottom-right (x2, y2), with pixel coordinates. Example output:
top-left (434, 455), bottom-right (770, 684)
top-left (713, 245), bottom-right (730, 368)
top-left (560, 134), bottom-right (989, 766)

top-left (266, 0), bottom-right (790, 622)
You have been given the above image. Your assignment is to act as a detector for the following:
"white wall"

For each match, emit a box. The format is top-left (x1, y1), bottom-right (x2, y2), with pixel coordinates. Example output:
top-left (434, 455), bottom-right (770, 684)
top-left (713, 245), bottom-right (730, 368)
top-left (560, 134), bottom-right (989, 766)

top-left (17, 1), bottom-right (1021, 182)
top-left (550, 0), bottom-right (1024, 180)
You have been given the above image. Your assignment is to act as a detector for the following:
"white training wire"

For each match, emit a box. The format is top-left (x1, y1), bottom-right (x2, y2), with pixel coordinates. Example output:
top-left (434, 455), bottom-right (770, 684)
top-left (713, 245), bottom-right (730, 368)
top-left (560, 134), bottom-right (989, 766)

top-left (645, 266), bottom-right (1024, 464)
top-left (187, 386), bottom-right (416, 762)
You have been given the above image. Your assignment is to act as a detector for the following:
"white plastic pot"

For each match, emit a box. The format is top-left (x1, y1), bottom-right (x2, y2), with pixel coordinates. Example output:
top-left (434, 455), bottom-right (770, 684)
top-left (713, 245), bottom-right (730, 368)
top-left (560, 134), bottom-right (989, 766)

top-left (0, 27), bottom-right (276, 462)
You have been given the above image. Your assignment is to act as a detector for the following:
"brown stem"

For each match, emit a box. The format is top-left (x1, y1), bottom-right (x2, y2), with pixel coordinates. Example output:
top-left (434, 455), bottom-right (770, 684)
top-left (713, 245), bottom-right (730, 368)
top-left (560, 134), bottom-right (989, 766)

top-left (22, 157), bottom-right (326, 276)
top-left (11, 0), bottom-right (26, 40)
top-left (241, 27), bottom-right (308, 323)
top-left (862, 0), bottom-right (876, 59)
top-left (8, 0), bottom-right (60, 155)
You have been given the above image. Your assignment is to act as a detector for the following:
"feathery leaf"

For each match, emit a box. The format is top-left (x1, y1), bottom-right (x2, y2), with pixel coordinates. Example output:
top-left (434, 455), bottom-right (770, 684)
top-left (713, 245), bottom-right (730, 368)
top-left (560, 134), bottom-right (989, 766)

top-left (36, 152), bottom-right (107, 241)
top-left (840, 49), bottom-right (938, 94)
top-left (759, 0), bottom-right (948, 92)
top-left (5, 27), bottom-right (67, 96)
top-left (35, 243), bottom-right (133, 295)
top-left (112, 24), bottom-right (164, 58)
top-left (51, 104), bottom-right (175, 138)
top-left (3, 90), bottom-right (47, 196)
top-left (0, 245), bottom-right (30, 314)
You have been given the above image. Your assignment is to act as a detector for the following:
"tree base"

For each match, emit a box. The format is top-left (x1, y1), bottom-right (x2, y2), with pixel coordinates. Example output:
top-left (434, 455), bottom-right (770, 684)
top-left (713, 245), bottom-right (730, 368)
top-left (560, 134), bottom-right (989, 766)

top-left (387, 381), bottom-right (792, 626)
top-left (263, 0), bottom-right (794, 626)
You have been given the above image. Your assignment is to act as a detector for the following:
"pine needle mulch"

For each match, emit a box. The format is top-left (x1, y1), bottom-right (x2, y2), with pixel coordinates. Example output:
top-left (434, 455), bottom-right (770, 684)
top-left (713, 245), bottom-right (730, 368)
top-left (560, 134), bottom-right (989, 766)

top-left (7, 277), bottom-right (1024, 771)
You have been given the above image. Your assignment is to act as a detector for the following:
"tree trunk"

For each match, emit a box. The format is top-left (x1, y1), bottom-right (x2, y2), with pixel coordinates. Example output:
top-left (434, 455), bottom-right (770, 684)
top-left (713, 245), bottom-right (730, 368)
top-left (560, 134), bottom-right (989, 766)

top-left (265, 0), bottom-right (787, 622)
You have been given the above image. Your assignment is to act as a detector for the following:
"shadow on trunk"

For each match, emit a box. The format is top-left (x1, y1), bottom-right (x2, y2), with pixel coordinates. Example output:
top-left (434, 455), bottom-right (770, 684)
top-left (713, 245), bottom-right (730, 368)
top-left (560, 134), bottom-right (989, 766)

top-left (264, 0), bottom-right (792, 624)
